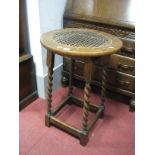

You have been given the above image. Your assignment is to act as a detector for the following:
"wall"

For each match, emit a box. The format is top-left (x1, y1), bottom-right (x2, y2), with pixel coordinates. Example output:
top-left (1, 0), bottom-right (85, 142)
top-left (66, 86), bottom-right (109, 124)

top-left (26, 0), bottom-right (67, 99)
top-left (38, 0), bottom-right (67, 74)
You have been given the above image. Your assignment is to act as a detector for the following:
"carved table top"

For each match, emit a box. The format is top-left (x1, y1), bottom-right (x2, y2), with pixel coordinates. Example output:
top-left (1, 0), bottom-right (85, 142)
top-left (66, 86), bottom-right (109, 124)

top-left (41, 28), bottom-right (122, 57)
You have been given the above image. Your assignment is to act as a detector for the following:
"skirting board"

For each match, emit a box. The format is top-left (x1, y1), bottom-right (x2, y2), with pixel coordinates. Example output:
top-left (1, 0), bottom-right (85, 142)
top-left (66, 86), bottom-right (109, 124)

top-left (36, 64), bottom-right (63, 99)
top-left (19, 91), bottom-right (38, 111)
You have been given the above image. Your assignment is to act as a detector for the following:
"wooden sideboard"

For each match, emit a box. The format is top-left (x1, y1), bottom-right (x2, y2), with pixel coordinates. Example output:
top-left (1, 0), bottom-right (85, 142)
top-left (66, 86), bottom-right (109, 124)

top-left (61, 0), bottom-right (135, 109)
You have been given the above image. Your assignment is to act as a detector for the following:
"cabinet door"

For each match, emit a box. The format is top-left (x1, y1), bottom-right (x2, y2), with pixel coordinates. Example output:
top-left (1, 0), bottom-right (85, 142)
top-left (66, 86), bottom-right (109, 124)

top-left (19, 0), bottom-right (37, 110)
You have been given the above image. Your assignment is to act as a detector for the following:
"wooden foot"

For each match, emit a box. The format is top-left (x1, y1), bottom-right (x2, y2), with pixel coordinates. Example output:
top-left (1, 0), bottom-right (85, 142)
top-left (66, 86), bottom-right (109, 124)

top-left (80, 132), bottom-right (89, 146)
top-left (45, 114), bottom-right (51, 127)
top-left (99, 106), bottom-right (105, 118)
top-left (61, 76), bottom-right (69, 87)
top-left (129, 98), bottom-right (135, 112)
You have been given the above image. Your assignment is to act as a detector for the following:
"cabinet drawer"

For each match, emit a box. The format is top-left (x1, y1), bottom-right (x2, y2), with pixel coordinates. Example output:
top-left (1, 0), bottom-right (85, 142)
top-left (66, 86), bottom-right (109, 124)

top-left (109, 54), bottom-right (135, 75)
top-left (106, 70), bottom-right (135, 92)
top-left (64, 57), bottom-right (134, 92)
top-left (93, 66), bottom-right (134, 92)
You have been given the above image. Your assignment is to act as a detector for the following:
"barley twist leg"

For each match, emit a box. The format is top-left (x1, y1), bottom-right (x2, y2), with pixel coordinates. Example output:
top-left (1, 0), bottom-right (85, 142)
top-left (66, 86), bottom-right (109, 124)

top-left (100, 66), bottom-right (107, 117)
top-left (80, 59), bottom-right (92, 146)
top-left (82, 82), bottom-right (91, 131)
top-left (47, 66), bottom-right (53, 115)
top-left (45, 51), bottom-right (54, 127)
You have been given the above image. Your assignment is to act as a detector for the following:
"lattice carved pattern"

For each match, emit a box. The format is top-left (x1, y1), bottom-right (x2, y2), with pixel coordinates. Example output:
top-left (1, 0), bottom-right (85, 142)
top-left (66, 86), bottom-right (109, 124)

top-left (64, 21), bottom-right (135, 40)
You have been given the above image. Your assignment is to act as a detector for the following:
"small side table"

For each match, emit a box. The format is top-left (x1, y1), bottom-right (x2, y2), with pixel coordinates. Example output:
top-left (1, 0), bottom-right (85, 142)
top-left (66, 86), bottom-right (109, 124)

top-left (41, 28), bottom-right (122, 146)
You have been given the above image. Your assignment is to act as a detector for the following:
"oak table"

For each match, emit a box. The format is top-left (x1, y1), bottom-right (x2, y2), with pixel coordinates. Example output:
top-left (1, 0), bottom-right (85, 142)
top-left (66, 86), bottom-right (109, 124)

top-left (40, 28), bottom-right (122, 146)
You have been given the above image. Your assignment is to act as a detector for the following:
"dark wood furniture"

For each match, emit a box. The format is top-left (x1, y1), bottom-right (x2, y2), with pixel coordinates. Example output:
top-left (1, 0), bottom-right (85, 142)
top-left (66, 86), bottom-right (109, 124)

top-left (62, 0), bottom-right (135, 110)
top-left (41, 28), bottom-right (122, 145)
top-left (19, 0), bottom-right (37, 110)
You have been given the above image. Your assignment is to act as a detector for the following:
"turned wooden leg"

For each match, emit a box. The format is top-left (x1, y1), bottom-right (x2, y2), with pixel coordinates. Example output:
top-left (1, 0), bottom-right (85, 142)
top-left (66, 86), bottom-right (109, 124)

top-left (45, 50), bottom-right (55, 127)
top-left (100, 66), bottom-right (107, 117)
top-left (82, 82), bottom-right (91, 131)
top-left (80, 59), bottom-right (92, 146)
top-left (68, 59), bottom-right (75, 97)
top-left (80, 82), bottom-right (90, 145)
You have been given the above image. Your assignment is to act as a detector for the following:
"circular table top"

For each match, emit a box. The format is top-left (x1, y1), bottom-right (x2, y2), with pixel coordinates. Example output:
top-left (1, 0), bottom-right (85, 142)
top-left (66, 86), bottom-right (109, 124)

top-left (40, 28), bottom-right (123, 57)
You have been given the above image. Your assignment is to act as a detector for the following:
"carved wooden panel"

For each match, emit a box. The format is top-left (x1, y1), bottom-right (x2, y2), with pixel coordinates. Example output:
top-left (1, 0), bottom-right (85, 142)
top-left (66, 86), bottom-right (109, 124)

top-left (64, 20), bottom-right (135, 40)
top-left (64, 19), bottom-right (135, 55)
